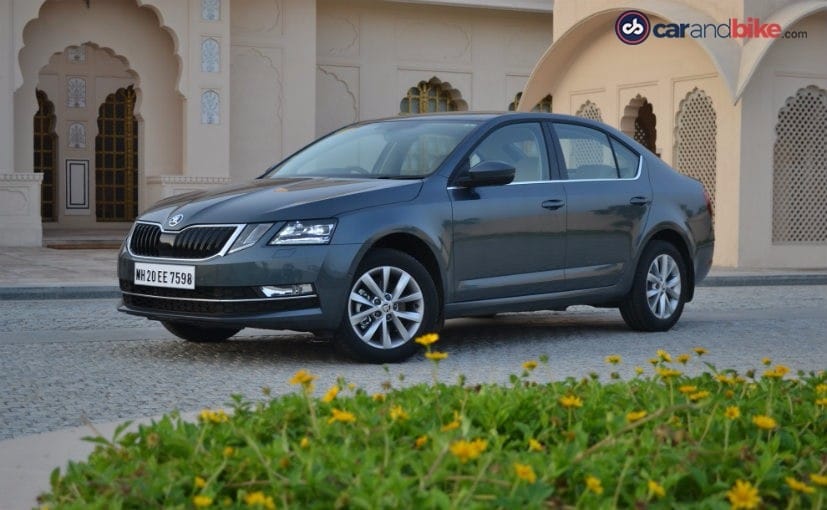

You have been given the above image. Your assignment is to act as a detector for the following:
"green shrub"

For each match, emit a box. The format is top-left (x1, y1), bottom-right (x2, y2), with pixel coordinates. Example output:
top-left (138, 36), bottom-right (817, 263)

top-left (39, 342), bottom-right (827, 509)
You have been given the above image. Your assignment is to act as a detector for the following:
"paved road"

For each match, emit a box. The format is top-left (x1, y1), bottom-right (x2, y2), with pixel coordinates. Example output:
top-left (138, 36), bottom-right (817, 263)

top-left (1, 285), bottom-right (826, 440)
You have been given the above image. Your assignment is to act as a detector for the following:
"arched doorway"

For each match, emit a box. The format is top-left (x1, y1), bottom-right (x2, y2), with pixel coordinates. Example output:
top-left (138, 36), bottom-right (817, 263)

top-left (33, 89), bottom-right (58, 222)
top-left (96, 85), bottom-right (138, 222)
top-left (621, 95), bottom-right (657, 155)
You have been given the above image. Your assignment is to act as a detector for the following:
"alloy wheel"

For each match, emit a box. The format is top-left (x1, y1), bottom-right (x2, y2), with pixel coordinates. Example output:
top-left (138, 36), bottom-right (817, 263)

top-left (348, 265), bottom-right (424, 349)
top-left (646, 254), bottom-right (682, 319)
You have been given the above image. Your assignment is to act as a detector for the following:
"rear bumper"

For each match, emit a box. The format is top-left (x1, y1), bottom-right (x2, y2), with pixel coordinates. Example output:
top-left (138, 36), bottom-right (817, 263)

top-left (694, 240), bottom-right (714, 284)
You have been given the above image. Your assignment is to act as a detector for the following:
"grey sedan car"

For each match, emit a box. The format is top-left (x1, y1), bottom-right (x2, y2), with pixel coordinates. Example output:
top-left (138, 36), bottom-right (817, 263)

top-left (118, 113), bottom-right (714, 363)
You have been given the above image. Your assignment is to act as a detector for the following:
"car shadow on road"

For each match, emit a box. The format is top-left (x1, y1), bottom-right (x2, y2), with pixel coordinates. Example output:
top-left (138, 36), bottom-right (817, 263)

top-left (123, 311), bottom-right (638, 365)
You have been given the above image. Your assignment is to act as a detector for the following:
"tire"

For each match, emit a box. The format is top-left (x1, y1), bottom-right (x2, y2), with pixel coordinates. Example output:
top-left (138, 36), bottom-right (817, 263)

top-left (337, 249), bottom-right (440, 363)
top-left (162, 321), bottom-right (241, 342)
top-left (619, 241), bottom-right (688, 331)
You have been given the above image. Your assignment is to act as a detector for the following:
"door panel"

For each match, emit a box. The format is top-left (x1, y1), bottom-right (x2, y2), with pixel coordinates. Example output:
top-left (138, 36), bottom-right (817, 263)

top-left (450, 122), bottom-right (565, 302)
top-left (450, 183), bottom-right (566, 301)
top-left (551, 122), bottom-right (652, 290)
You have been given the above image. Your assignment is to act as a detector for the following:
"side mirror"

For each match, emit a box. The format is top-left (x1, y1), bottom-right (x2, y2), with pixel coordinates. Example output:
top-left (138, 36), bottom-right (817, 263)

top-left (455, 160), bottom-right (516, 188)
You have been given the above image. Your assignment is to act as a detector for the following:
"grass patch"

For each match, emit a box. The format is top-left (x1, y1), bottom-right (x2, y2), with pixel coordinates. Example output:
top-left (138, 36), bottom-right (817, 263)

top-left (40, 341), bottom-right (827, 509)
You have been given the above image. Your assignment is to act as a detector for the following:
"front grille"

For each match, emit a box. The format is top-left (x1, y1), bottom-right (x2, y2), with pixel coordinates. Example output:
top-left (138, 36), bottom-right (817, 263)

top-left (130, 223), bottom-right (237, 259)
top-left (120, 280), bottom-right (262, 300)
top-left (122, 293), bottom-right (318, 315)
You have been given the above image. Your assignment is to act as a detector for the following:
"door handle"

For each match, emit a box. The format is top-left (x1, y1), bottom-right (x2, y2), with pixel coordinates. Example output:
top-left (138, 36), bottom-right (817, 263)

top-left (541, 199), bottom-right (566, 210)
top-left (629, 196), bottom-right (651, 206)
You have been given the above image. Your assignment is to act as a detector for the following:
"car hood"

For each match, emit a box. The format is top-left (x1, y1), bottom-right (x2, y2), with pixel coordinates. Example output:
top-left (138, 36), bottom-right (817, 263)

top-left (139, 177), bottom-right (423, 228)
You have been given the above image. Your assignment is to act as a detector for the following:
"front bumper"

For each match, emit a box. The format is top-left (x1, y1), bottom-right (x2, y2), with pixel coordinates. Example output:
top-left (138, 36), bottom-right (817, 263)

top-left (117, 242), bottom-right (362, 331)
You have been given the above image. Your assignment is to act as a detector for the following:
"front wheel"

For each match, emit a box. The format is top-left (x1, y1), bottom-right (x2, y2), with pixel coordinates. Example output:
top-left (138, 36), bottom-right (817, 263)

top-left (162, 321), bottom-right (241, 342)
top-left (337, 249), bottom-right (440, 363)
top-left (619, 241), bottom-right (688, 331)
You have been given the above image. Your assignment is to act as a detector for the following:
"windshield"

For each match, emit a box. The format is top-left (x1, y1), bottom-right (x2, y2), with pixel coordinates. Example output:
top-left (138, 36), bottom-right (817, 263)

top-left (266, 120), bottom-right (480, 179)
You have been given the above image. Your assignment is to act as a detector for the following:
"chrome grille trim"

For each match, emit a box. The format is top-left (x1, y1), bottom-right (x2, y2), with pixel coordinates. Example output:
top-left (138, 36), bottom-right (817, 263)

top-left (127, 222), bottom-right (245, 261)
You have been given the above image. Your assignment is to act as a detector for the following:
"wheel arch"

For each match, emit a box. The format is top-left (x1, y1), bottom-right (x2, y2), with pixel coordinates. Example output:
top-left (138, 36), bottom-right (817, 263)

top-left (354, 231), bottom-right (446, 311)
top-left (642, 226), bottom-right (696, 301)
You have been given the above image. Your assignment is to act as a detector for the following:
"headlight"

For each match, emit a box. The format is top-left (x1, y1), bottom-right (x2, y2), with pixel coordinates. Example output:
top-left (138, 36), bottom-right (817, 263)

top-left (269, 220), bottom-right (337, 245)
top-left (228, 223), bottom-right (274, 253)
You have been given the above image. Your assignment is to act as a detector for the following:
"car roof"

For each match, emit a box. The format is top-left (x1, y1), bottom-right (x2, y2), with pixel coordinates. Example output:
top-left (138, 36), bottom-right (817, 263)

top-left (362, 111), bottom-right (605, 126)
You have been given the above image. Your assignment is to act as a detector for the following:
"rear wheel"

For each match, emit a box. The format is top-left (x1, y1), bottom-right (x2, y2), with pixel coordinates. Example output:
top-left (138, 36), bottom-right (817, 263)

top-left (337, 249), bottom-right (440, 363)
top-left (162, 321), bottom-right (241, 342)
top-left (620, 241), bottom-right (687, 331)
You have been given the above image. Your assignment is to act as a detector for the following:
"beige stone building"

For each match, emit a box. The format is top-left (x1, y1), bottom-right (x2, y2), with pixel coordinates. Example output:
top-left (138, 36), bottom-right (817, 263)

top-left (0, 0), bottom-right (825, 269)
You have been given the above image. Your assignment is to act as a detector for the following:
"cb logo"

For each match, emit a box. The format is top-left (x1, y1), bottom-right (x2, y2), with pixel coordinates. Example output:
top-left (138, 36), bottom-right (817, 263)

top-left (615, 10), bottom-right (650, 45)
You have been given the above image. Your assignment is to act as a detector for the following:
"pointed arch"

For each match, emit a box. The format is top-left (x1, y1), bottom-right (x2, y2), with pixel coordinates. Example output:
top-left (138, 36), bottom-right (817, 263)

top-left (620, 95), bottom-right (657, 154)
top-left (772, 85), bottom-right (827, 243)
top-left (674, 88), bottom-right (717, 208)
top-left (575, 100), bottom-right (603, 122)
top-left (400, 77), bottom-right (467, 115)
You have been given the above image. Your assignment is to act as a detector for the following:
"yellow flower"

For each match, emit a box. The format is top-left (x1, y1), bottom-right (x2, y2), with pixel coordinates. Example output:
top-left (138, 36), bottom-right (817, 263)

top-left (559, 394), bottom-right (583, 409)
top-left (449, 438), bottom-right (487, 463)
top-left (198, 409), bottom-right (229, 424)
top-left (693, 347), bottom-right (708, 356)
top-left (816, 398), bottom-right (827, 406)
top-left (328, 408), bottom-right (356, 424)
top-left (193, 495), bottom-right (213, 508)
top-left (648, 479), bottom-right (666, 498)
top-left (288, 369), bottom-right (316, 387)
top-left (389, 405), bottom-right (409, 421)
top-left (223, 446), bottom-right (234, 457)
top-left (626, 410), bottom-right (648, 423)
top-left (816, 383), bottom-right (827, 394)
top-left (414, 333), bottom-right (439, 346)
top-left (321, 385), bottom-right (340, 403)
top-left (751, 415), bottom-right (777, 430)
top-left (656, 367), bottom-right (682, 379)
top-left (786, 477), bottom-right (815, 494)
top-left (299, 436), bottom-right (310, 449)
top-left (244, 491), bottom-right (276, 509)
top-left (528, 438), bottom-right (544, 452)
top-left (415, 435), bottom-right (428, 448)
top-left (678, 385), bottom-right (697, 394)
top-left (724, 406), bottom-right (741, 420)
top-left (372, 393), bottom-right (386, 402)
top-left (194, 476), bottom-right (207, 489)
top-left (689, 390), bottom-right (711, 401)
top-left (585, 475), bottom-right (603, 495)
top-left (425, 351), bottom-right (448, 361)
top-left (634, 366), bottom-right (644, 375)
top-left (761, 357), bottom-right (772, 366)
top-left (763, 365), bottom-right (790, 379)
top-left (716, 374), bottom-right (737, 385)
top-left (648, 357), bottom-right (660, 366)
top-left (604, 355), bottom-right (621, 365)
top-left (514, 463), bottom-right (537, 484)
top-left (677, 353), bottom-right (691, 364)
top-left (522, 360), bottom-right (538, 371)
top-left (656, 349), bottom-right (672, 362)
top-left (725, 389), bottom-right (735, 398)
top-left (809, 473), bottom-right (827, 486)
top-left (727, 480), bottom-right (760, 509)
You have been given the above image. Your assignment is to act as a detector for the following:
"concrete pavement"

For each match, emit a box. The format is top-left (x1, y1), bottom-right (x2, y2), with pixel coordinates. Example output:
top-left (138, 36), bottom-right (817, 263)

top-left (1, 246), bottom-right (827, 509)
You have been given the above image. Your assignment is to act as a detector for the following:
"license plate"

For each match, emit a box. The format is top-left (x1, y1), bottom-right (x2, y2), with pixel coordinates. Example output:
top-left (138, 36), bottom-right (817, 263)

top-left (134, 262), bottom-right (195, 290)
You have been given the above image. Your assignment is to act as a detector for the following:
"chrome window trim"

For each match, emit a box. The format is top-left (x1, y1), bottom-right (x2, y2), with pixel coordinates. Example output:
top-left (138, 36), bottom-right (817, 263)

top-left (122, 290), bottom-right (318, 303)
top-left (126, 221), bottom-right (246, 262)
top-left (446, 156), bottom-right (642, 190)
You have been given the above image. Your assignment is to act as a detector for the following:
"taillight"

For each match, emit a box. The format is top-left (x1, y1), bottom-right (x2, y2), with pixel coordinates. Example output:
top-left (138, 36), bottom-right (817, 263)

top-left (703, 188), bottom-right (713, 219)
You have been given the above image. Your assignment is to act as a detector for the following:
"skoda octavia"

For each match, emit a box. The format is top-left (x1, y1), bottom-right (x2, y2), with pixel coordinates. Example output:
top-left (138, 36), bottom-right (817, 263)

top-left (119, 113), bottom-right (714, 363)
